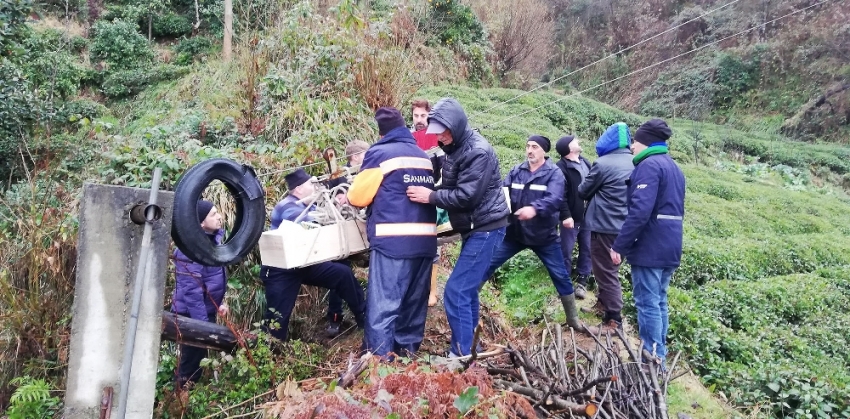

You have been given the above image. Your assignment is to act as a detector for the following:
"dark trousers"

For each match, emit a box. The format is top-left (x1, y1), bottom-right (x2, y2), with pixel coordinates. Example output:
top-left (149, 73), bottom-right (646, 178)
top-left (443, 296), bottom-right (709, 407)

top-left (175, 312), bottom-right (215, 387)
top-left (260, 262), bottom-right (366, 341)
top-left (363, 250), bottom-right (433, 358)
top-left (559, 223), bottom-right (592, 281)
top-left (326, 259), bottom-right (352, 322)
top-left (590, 232), bottom-right (623, 322)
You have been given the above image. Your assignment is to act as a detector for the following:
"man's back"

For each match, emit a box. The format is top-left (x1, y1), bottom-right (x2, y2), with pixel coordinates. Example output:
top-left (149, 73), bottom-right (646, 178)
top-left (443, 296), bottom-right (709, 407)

top-left (348, 127), bottom-right (437, 259)
top-left (579, 149), bottom-right (633, 234)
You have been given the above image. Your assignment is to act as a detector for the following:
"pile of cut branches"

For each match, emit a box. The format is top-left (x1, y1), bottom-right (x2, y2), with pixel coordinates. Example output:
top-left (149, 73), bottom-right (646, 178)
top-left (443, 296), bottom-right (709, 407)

top-left (483, 323), bottom-right (683, 418)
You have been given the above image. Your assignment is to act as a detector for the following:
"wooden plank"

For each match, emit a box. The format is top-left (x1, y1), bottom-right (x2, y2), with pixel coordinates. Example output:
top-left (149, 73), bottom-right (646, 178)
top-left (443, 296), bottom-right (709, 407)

top-left (160, 311), bottom-right (239, 351)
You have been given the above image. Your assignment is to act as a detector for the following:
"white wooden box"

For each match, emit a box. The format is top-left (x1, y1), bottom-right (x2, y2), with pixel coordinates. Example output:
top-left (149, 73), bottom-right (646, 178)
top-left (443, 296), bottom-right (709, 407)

top-left (258, 219), bottom-right (370, 269)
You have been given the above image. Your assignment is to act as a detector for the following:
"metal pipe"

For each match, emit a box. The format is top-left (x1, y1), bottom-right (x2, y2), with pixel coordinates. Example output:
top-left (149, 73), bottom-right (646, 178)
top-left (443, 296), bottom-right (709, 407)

top-left (116, 167), bottom-right (162, 418)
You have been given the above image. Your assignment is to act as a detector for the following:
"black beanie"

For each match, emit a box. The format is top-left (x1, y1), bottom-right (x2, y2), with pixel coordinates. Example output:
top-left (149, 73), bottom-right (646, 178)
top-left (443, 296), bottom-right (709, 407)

top-left (285, 168), bottom-right (311, 190)
top-left (197, 200), bottom-right (214, 223)
top-left (527, 135), bottom-right (551, 153)
top-left (555, 135), bottom-right (576, 157)
top-left (634, 119), bottom-right (673, 146)
top-left (375, 107), bottom-right (406, 135)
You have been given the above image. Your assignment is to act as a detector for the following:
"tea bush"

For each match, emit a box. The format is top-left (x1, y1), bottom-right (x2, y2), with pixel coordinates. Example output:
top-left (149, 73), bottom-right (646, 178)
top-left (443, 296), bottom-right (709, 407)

top-left (152, 12), bottom-right (193, 38)
top-left (101, 64), bottom-right (190, 98)
top-left (89, 19), bottom-right (155, 71)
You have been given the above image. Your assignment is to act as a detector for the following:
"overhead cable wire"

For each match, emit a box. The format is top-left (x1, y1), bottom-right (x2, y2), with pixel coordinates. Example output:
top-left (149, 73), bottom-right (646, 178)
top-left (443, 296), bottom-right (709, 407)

top-left (467, 0), bottom-right (745, 120)
top-left (479, 0), bottom-right (832, 130)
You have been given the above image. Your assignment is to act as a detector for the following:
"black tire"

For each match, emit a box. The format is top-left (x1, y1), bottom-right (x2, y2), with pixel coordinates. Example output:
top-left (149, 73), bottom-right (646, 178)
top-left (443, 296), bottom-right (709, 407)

top-left (172, 158), bottom-right (266, 266)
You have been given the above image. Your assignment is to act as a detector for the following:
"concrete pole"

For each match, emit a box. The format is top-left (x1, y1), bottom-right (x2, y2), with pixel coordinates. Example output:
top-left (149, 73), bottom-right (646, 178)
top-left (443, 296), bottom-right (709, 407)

top-left (223, 0), bottom-right (232, 62)
top-left (115, 168), bottom-right (162, 419)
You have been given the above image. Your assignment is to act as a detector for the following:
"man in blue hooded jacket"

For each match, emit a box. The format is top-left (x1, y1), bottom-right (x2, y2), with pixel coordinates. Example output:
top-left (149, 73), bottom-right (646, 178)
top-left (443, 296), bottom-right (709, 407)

top-left (481, 135), bottom-right (586, 335)
top-left (348, 107), bottom-right (437, 358)
top-left (610, 119), bottom-right (685, 366)
top-left (406, 98), bottom-right (510, 357)
top-left (578, 122), bottom-right (634, 332)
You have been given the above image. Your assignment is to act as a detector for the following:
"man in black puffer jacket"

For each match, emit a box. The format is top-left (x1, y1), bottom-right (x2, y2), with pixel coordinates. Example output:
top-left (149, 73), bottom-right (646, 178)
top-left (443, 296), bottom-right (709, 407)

top-left (407, 97), bottom-right (510, 357)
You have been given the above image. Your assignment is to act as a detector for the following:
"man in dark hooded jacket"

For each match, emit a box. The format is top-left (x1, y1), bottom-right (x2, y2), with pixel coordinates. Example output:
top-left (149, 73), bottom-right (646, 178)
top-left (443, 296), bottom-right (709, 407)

top-left (407, 98), bottom-right (510, 357)
top-left (578, 122), bottom-right (634, 333)
top-left (555, 135), bottom-right (593, 299)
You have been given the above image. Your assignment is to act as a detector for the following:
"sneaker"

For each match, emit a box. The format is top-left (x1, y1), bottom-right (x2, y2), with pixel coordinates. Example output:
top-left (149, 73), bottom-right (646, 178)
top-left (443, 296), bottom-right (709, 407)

top-left (326, 313), bottom-right (343, 337)
top-left (574, 284), bottom-right (587, 300)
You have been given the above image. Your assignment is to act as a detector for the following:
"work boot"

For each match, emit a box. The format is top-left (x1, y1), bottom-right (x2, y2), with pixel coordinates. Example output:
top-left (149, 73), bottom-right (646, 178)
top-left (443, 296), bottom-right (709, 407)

top-left (583, 319), bottom-right (622, 335)
top-left (560, 294), bottom-right (586, 332)
top-left (326, 313), bottom-right (343, 337)
top-left (580, 300), bottom-right (604, 316)
top-left (574, 283), bottom-right (587, 300)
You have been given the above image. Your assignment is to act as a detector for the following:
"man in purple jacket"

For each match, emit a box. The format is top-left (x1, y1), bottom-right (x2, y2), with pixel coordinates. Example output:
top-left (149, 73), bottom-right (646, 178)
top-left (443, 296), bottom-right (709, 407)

top-left (171, 200), bottom-right (228, 389)
top-left (610, 119), bottom-right (685, 367)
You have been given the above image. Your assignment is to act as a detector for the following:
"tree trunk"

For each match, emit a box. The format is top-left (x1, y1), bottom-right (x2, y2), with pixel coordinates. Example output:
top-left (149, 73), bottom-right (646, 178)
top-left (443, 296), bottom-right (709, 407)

top-left (148, 13), bottom-right (152, 41)
top-left (160, 311), bottom-right (240, 351)
top-left (223, 0), bottom-right (233, 62)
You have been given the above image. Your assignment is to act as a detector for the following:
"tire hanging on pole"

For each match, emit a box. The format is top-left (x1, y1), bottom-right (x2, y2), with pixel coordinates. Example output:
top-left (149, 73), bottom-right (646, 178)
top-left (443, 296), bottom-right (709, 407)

top-left (172, 158), bottom-right (266, 266)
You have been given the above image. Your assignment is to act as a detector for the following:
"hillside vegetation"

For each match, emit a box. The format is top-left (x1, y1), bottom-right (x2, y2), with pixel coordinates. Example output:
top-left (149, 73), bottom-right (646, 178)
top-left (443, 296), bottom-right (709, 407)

top-left (1, 0), bottom-right (849, 417)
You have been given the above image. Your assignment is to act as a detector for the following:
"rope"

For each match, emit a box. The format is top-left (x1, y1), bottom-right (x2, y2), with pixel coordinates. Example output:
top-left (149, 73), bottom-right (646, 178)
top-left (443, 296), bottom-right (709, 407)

top-left (467, 0), bottom-right (745, 120)
top-left (479, 0), bottom-right (832, 130)
top-left (256, 149), bottom-right (367, 178)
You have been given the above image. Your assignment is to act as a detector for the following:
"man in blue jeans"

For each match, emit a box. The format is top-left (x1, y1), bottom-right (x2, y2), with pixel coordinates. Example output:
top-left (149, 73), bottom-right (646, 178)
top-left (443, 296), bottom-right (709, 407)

top-left (407, 98), bottom-right (509, 357)
top-left (610, 119), bottom-right (685, 367)
top-left (483, 135), bottom-right (586, 334)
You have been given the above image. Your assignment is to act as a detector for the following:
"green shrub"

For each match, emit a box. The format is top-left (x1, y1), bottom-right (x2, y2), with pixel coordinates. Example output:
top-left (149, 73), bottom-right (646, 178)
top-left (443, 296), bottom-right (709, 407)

top-left (423, 0), bottom-right (486, 47)
top-left (19, 30), bottom-right (86, 98)
top-left (60, 98), bottom-right (108, 122)
top-left (0, 0), bottom-right (33, 56)
top-left (89, 19), bottom-right (154, 71)
top-left (155, 337), bottom-right (324, 418)
top-left (152, 12), bottom-right (193, 38)
top-left (172, 35), bottom-right (212, 65)
top-left (101, 64), bottom-right (190, 98)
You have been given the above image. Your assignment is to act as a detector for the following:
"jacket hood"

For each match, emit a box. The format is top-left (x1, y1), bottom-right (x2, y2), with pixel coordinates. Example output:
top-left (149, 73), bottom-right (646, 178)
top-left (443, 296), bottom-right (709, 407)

top-left (596, 122), bottom-right (631, 157)
top-left (428, 98), bottom-right (473, 153)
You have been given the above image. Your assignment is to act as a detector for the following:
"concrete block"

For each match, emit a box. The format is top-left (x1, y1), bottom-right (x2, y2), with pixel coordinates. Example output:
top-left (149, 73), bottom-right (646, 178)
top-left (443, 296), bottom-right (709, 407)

top-left (64, 184), bottom-right (174, 419)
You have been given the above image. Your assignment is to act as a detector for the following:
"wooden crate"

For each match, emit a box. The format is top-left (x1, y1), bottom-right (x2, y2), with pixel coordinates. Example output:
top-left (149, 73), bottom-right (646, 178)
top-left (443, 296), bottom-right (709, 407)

top-left (259, 219), bottom-right (370, 269)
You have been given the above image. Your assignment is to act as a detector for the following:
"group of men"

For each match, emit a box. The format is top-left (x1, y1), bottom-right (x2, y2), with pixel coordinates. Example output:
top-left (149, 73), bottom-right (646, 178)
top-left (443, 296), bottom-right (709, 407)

top-left (170, 97), bottom-right (685, 389)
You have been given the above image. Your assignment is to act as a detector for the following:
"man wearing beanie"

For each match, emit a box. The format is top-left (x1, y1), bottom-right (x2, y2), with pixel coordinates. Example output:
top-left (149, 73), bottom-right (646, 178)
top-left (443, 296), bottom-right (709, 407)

top-left (348, 106), bottom-right (437, 358)
top-left (611, 119), bottom-right (685, 367)
top-left (171, 200), bottom-right (228, 389)
top-left (482, 135), bottom-right (588, 336)
top-left (578, 122), bottom-right (634, 333)
top-left (406, 98), bottom-right (510, 357)
top-left (554, 135), bottom-right (593, 299)
top-left (260, 168), bottom-right (367, 341)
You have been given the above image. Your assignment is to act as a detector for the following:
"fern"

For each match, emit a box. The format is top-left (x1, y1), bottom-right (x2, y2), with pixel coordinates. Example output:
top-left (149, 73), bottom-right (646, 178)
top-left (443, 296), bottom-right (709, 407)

top-left (6, 376), bottom-right (61, 419)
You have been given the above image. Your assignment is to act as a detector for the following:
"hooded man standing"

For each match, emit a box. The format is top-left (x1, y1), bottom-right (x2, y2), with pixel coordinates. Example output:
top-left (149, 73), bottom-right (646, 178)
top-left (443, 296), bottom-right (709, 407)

top-left (348, 107), bottom-right (437, 358)
top-left (578, 122), bottom-right (634, 332)
top-left (555, 135), bottom-right (593, 299)
top-left (406, 98), bottom-right (510, 357)
top-left (482, 135), bottom-right (586, 335)
top-left (611, 119), bottom-right (685, 366)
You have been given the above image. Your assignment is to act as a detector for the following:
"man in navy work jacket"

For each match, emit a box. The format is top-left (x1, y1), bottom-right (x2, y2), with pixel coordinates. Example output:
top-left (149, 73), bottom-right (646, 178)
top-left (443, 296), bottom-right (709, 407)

top-left (406, 98), bottom-right (509, 357)
top-left (348, 107), bottom-right (437, 358)
top-left (482, 135), bottom-right (586, 337)
top-left (610, 119), bottom-right (685, 367)
top-left (260, 169), bottom-right (366, 341)
top-left (171, 200), bottom-right (228, 389)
